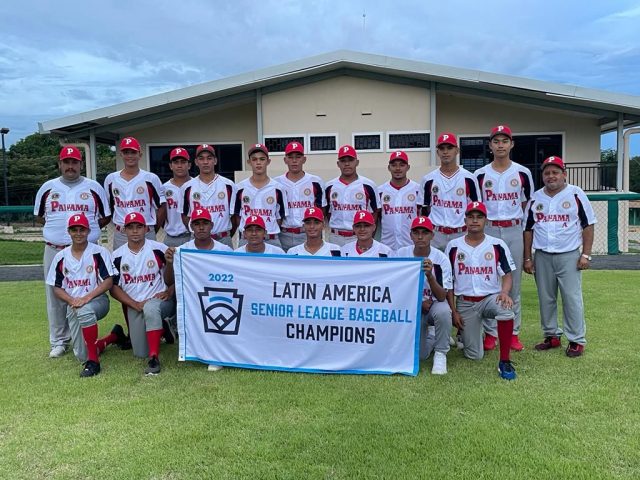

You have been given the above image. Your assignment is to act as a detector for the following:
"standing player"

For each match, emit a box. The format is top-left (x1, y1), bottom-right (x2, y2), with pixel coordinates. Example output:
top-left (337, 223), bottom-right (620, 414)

top-left (104, 136), bottom-right (166, 250)
top-left (340, 210), bottom-right (393, 258)
top-left (378, 151), bottom-right (423, 250)
top-left (421, 133), bottom-right (479, 251)
top-left (182, 144), bottom-right (237, 248)
top-left (287, 207), bottom-right (341, 256)
top-left (396, 216), bottom-right (452, 375)
top-left (274, 142), bottom-right (325, 251)
top-left (233, 144), bottom-right (287, 248)
top-left (162, 147), bottom-right (192, 247)
top-left (523, 156), bottom-right (596, 357)
top-left (475, 125), bottom-right (533, 352)
top-left (47, 213), bottom-right (125, 377)
top-left (110, 212), bottom-right (175, 375)
top-left (445, 202), bottom-right (517, 380)
top-left (35, 145), bottom-right (110, 358)
top-left (325, 145), bottom-right (379, 247)
top-left (234, 215), bottom-right (285, 254)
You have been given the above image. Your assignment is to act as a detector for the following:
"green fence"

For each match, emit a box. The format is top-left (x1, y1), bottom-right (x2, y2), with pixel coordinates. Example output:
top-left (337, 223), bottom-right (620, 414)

top-left (587, 193), bottom-right (640, 255)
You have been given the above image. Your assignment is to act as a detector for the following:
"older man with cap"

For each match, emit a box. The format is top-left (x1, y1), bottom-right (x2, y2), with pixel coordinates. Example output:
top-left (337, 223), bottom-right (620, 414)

top-left (325, 145), bottom-right (379, 247)
top-left (524, 156), bottom-right (596, 357)
top-left (35, 145), bottom-right (111, 358)
top-left (397, 216), bottom-right (453, 375)
top-left (274, 142), bottom-right (326, 252)
top-left (287, 207), bottom-right (341, 256)
top-left (340, 210), bottom-right (392, 258)
top-left (378, 150), bottom-right (423, 250)
top-left (162, 147), bottom-right (192, 248)
top-left (104, 136), bottom-right (166, 250)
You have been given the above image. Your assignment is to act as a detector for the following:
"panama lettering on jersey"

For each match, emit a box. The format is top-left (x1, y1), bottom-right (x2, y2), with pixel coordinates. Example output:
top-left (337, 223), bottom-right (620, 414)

top-left (233, 179), bottom-right (287, 234)
top-left (104, 169), bottom-right (165, 227)
top-left (475, 163), bottom-right (533, 221)
top-left (112, 240), bottom-right (169, 302)
top-left (421, 169), bottom-right (479, 228)
top-left (340, 239), bottom-right (393, 258)
top-left (378, 180), bottom-right (423, 250)
top-left (396, 245), bottom-right (452, 300)
top-left (163, 180), bottom-right (188, 236)
top-left (182, 175), bottom-right (236, 234)
top-left (325, 176), bottom-right (379, 230)
top-left (274, 173), bottom-right (325, 228)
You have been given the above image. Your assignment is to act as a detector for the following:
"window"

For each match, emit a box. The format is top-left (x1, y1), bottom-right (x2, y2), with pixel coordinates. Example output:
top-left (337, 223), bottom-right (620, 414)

top-left (353, 132), bottom-right (383, 152)
top-left (308, 134), bottom-right (338, 153)
top-left (148, 143), bottom-right (243, 182)
top-left (387, 131), bottom-right (430, 151)
top-left (264, 135), bottom-right (305, 155)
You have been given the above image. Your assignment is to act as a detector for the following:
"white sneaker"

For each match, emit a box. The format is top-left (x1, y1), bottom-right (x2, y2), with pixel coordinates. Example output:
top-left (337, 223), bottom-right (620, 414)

top-left (448, 335), bottom-right (456, 347)
top-left (456, 334), bottom-right (464, 350)
top-left (431, 351), bottom-right (447, 375)
top-left (207, 364), bottom-right (224, 372)
top-left (49, 345), bottom-right (66, 358)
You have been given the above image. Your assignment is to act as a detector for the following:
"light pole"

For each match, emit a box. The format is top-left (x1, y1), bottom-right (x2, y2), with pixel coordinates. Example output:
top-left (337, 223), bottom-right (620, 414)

top-left (1, 127), bottom-right (9, 206)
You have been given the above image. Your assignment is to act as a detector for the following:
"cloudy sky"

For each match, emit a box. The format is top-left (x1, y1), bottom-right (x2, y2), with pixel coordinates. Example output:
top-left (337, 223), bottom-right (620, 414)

top-left (2, 0), bottom-right (640, 151)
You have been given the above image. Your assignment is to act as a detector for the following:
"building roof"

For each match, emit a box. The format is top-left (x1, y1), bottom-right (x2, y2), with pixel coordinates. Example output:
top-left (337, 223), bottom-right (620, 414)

top-left (39, 50), bottom-right (640, 141)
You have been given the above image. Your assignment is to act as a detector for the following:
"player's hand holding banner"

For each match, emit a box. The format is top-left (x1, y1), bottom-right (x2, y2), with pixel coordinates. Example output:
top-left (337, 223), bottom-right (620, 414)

top-left (174, 250), bottom-right (424, 375)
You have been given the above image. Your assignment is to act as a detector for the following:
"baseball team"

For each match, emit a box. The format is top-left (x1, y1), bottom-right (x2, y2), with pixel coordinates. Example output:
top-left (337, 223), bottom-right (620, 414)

top-left (34, 124), bottom-right (596, 380)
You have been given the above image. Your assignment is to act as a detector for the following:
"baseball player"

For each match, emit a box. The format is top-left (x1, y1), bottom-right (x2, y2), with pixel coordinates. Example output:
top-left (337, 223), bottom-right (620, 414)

top-left (325, 145), bottom-right (379, 247)
top-left (34, 145), bottom-right (110, 358)
top-left (445, 201), bottom-right (517, 380)
top-left (162, 147), bottom-right (192, 247)
top-left (234, 215), bottom-right (285, 254)
top-left (421, 133), bottom-right (480, 251)
top-left (523, 156), bottom-right (596, 357)
top-left (378, 151), bottom-right (423, 250)
top-left (182, 144), bottom-right (237, 248)
top-left (340, 210), bottom-right (392, 258)
top-left (287, 207), bottom-right (341, 256)
top-left (110, 212), bottom-right (175, 375)
top-left (46, 213), bottom-right (125, 377)
top-left (274, 142), bottom-right (326, 251)
top-left (475, 125), bottom-right (533, 352)
top-left (233, 144), bottom-right (287, 248)
top-left (396, 216), bottom-right (453, 375)
top-left (104, 136), bottom-right (166, 250)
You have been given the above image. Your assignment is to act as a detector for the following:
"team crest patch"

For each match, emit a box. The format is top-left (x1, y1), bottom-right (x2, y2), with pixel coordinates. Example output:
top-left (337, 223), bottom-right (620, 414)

top-left (136, 186), bottom-right (145, 194)
top-left (147, 260), bottom-right (156, 269)
top-left (303, 188), bottom-right (311, 196)
top-left (457, 252), bottom-right (466, 262)
top-left (456, 188), bottom-right (464, 196)
top-left (113, 188), bottom-right (120, 197)
top-left (165, 190), bottom-right (173, 198)
top-left (80, 192), bottom-right (90, 200)
top-left (331, 192), bottom-right (339, 200)
top-left (432, 186), bottom-right (440, 194)
top-left (51, 192), bottom-right (60, 200)
top-left (485, 252), bottom-right (494, 261)
top-left (243, 196), bottom-right (250, 204)
top-left (355, 192), bottom-right (364, 200)
top-left (536, 203), bottom-right (544, 211)
top-left (383, 195), bottom-right (391, 203)
top-left (86, 265), bottom-right (94, 273)
top-left (266, 196), bottom-right (275, 205)
top-left (198, 287), bottom-right (244, 335)
top-left (562, 201), bottom-right (571, 209)
top-left (510, 178), bottom-right (519, 187)
top-left (407, 194), bottom-right (416, 202)
top-left (218, 192), bottom-right (226, 199)
top-left (484, 180), bottom-right (493, 189)
top-left (63, 267), bottom-right (69, 275)
top-left (193, 192), bottom-right (201, 200)
top-left (121, 264), bottom-right (130, 273)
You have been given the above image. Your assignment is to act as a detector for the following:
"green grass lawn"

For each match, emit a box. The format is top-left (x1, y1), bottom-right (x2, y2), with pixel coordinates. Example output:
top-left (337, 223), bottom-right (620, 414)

top-left (0, 239), bottom-right (44, 265)
top-left (1, 272), bottom-right (639, 479)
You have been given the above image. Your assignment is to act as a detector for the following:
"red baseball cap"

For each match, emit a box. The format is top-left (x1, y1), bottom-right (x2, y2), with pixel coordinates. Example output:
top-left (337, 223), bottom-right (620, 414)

top-left (248, 143), bottom-right (269, 157)
top-left (338, 145), bottom-right (358, 160)
top-left (119, 136), bottom-right (141, 152)
top-left (170, 147), bottom-right (190, 161)
top-left (67, 213), bottom-right (90, 229)
top-left (124, 212), bottom-right (147, 226)
top-left (436, 133), bottom-right (458, 148)
top-left (190, 208), bottom-right (212, 222)
top-left (244, 215), bottom-right (266, 230)
top-left (285, 142), bottom-right (304, 155)
top-left (389, 150), bottom-right (409, 164)
top-left (196, 144), bottom-right (216, 156)
top-left (541, 156), bottom-right (565, 171)
top-left (490, 125), bottom-right (512, 140)
top-left (303, 207), bottom-right (324, 222)
top-left (59, 146), bottom-right (82, 162)
top-left (410, 216), bottom-right (434, 231)
top-left (353, 210), bottom-right (375, 226)
top-left (465, 201), bottom-right (488, 216)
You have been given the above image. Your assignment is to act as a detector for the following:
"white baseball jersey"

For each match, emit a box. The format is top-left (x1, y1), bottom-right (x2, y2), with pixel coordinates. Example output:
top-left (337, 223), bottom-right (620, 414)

top-left (180, 239), bottom-right (233, 252)
top-left (182, 175), bottom-right (236, 234)
top-left (233, 178), bottom-right (288, 235)
top-left (421, 168), bottom-right (480, 227)
top-left (325, 176), bottom-right (379, 230)
top-left (340, 240), bottom-right (393, 258)
top-left (163, 179), bottom-right (189, 236)
top-left (287, 242), bottom-right (341, 256)
top-left (475, 163), bottom-right (533, 221)
top-left (234, 244), bottom-right (285, 254)
top-left (524, 184), bottom-right (596, 253)
top-left (274, 172), bottom-right (326, 228)
top-left (112, 240), bottom-right (169, 302)
top-left (104, 169), bottom-right (165, 227)
top-left (46, 243), bottom-right (116, 298)
top-left (445, 235), bottom-right (516, 297)
top-left (396, 245), bottom-right (452, 301)
top-left (35, 177), bottom-right (110, 245)
top-left (378, 180), bottom-right (423, 250)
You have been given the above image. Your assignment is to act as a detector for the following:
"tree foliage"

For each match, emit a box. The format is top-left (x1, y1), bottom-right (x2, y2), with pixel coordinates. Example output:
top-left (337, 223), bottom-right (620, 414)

top-left (601, 148), bottom-right (640, 193)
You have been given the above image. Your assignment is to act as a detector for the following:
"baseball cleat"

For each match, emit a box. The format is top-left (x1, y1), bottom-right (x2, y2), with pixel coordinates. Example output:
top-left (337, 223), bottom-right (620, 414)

top-left (448, 336), bottom-right (456, 347)
top-left (110, 324), bottom-right (128, 349)
top-left (49, 345), bottom-right (66, 358)
top-left (431, 352), bottom-right (447, 375)
top-left (162, 319), bottom-right (176, 345)
top-left (498, 360), bottom-right (516, 381)
top-left (510, 335), bottom-right (524, 351)
top-left (144, 356), bottom-right (161, 375)
top-left (566, 342), bottom-right (584, 358)
top-left (80, 360), bottom-right (101, 378)
top-left (483, 334), bottom-right (497, 351)
top-left (535, 336), bottom-right (562, 351)
top-left (207, 364), bottom-right (224, 372)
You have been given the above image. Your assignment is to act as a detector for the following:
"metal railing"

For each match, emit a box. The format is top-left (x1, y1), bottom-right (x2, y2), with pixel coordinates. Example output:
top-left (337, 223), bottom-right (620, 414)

top-left (566, 162), bottom-right (617, 192)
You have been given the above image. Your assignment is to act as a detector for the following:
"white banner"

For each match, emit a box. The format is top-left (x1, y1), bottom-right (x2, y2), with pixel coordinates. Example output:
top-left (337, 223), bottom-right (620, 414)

top-left (175, 250), bottom-right (424, 375)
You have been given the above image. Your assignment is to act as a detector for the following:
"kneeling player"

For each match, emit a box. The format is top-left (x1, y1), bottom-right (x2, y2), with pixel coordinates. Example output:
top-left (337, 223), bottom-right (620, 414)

top-left (111, 212), bottom-right (175, 376)
top-left (445, 202), bottom-right (517, 380)
top-left (287, 207), bottom-right (340, 256)
top-left (47, 213), bottom-right (125, 377)
top-left (340, 210), bottom-right (392, 258)
top-left (234, 215), bottom-right (285, 254)
top-left (397, 216), bottom-right (452, 375)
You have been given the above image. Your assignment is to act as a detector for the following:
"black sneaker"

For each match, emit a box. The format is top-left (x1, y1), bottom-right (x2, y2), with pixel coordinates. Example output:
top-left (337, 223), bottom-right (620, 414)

top-left (118, 333), bottom-right (132, 351)
top-left (80, 360), bottom-right (101, 378)
top-left (144, 356), bottom-right (161, 375)
top-left (111, 324), bottom-right (129, 349)
top-left (162, 319), bottom-right (175, 345)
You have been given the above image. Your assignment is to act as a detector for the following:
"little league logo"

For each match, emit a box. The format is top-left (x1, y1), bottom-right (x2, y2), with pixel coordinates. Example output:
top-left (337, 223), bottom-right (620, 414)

top-left (146, 260), bottom-right (156, 269)
top-left (80, 192), bottom-right (90, 200)
top-left (331, 192), bottom-right (339, 200)
top-left (383, 195), bottom-right (391, 203)
top-left (113, 188), bottom-right (120, 197)
top-left (536, 203), bottom-right (544, 211)
top-left (165, 190), bottom-right (173, 198)
top-left (198, 287), bottom-right (244, 335)
top-left (562, 201), bottom-right (571, 209)
top-left (243, 196), bottom-right (250, 204)
top-left (483, 180), bottom-right (493, 189)
top-left (510, 178), bottom-right (519, 187)
top-left (86, 265), bottom-right (94, 273)
top-left (407, 194), bottom-right (416, 202)
top-left (51, 192), bottom-right (60, 200)
top-left (218, 192), bottom-right (226, 199)
top-left (121, 264), bottom-right (130, 272)
top-left (484, 252), bottom-right (494, 261)
top-left (303, 188), bottom-right (311, 196)
top-left (457, 252), bottom-right (466, 262)
top-left (266, 196), bottom-right (275, 205)
top-left (193, 192), bottom-right (201, 200)
top-left (456, 188), bottom-right (464, 196)
top-left (432, 186), bottom-right (439, 194)
top-left (355, 192), bottom-right (364, 200)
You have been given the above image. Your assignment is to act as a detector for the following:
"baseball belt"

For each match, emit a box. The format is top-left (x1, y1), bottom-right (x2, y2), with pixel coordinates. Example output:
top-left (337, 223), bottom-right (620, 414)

top-left (330, 229), bottom-right (355, 237)
top-left (46, 242), bottom-right (69, 250)
top-left (434, 226), bottom-right (467, 234)
top-left (281, 227), bottom-right (304, 234)
top-left (489, 219), bottom-right (521, 228)
top-left (460, 295), bottom-right (488, 303)
top-left (212, 230), bottom-right (231, 240)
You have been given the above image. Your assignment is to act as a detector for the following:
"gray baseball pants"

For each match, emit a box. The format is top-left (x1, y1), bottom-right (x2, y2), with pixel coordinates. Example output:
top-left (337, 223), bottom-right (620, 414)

top-left (44, 244), bottom-right (71, 348)
top-left (458, 294), bottom-right (515, 360)
top-left (421, 300), bottom-right (453, 360)
top-left (125, 297), bottom-right (175, 358)
top-left (65, 294), bottom-right (110, 362)
top-left (279, 231), bottom-right (306, 252)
